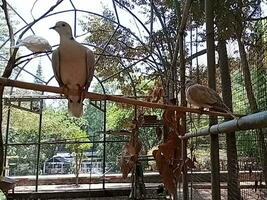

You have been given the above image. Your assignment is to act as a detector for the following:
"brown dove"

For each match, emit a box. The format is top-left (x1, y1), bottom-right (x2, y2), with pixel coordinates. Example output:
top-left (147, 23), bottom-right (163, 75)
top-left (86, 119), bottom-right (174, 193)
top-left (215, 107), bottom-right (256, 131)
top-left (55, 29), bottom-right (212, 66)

top-left (185, 80), bottom-right (236, 118)
top-left (50, 21), bottom-right (95, 117)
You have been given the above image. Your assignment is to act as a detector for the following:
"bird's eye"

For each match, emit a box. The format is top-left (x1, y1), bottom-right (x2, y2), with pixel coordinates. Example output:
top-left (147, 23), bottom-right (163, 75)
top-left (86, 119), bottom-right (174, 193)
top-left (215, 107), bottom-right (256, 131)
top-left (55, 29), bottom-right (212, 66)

top-left (62, 24), bottom-right (66, 27)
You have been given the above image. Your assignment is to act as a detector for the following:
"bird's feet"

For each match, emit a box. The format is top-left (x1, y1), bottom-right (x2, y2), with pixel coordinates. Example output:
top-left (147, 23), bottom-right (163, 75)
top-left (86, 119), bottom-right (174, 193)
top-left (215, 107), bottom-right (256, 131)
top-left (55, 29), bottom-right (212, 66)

top-left (62, 85), bottom-right (70, 97)
top-left (198, 107), bottom-right (205, 114)
top-left (76, 84), bottom-right (86, 103)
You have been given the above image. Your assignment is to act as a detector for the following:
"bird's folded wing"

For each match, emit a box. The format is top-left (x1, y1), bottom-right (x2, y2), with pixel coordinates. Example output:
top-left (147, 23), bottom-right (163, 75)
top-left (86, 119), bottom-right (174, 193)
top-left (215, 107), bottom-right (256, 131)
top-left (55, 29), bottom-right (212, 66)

top-left (205, 86), bottom-right (224, 105)
top-left (21, 36), bottom-right (33, 43)
top-left (26, 37), bottom-right (40, 45)
top-left (194, 86), bottom-right (219, 105)
top-left (190, 85), bottom-right (217, 105)
top-left (52, 49), bottom-right (64, 87)
top-left (35, 37), bottom-right (47, 45)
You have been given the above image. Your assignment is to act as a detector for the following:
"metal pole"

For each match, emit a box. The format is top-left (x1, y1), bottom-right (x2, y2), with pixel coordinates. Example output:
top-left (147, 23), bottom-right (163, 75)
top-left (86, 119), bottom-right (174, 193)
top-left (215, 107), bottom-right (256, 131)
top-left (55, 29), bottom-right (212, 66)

top-left (3, 104), bottom-right (11, 176)
top-left (205, 0), bottom-right (221, 198)
top-left (179, 30), bottom-right (188, 200)
top-left (102, 99), bottom-right (106, 189)
top-left (180, 111), bottom-right (267, 139)
top-left (35, 99), bottom-right (43, 192)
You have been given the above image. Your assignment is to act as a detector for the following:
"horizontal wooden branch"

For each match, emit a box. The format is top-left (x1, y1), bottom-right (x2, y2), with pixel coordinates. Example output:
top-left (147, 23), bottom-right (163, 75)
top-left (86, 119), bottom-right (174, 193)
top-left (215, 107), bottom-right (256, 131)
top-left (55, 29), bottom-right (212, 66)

top-left (0, 77), bottom-right (233, 117)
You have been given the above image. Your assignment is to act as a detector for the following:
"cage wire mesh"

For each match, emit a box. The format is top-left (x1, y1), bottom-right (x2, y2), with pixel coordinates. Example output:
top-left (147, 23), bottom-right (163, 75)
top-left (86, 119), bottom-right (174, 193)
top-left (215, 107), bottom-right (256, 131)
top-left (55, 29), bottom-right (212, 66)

top-left (232, 18), bottom-right (267, 199)
top-left (186, 20), bottom-right (267, 200)
top-left (0, 0), bottom-right (267, 199)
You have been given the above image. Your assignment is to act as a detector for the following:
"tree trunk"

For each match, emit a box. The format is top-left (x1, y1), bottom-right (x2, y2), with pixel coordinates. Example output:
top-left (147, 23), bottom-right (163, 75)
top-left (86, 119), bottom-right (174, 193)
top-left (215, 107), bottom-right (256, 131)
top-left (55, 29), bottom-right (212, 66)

top-left (237, 35), bottom-right (267, 186)
top-left (237, 37), bottom-right (258, 112)
top-left (205, 0), bottom-right (221, 199)
top-left (218, 39), bottom-right (241, 200)
top-left (75, 155), bottom-right (82, 186)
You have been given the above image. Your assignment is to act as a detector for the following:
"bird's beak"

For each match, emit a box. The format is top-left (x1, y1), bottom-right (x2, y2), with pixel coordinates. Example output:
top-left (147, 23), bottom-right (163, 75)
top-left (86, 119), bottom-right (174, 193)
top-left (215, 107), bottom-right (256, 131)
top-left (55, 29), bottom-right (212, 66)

top-left (50, 26), bottom-right (56, 30)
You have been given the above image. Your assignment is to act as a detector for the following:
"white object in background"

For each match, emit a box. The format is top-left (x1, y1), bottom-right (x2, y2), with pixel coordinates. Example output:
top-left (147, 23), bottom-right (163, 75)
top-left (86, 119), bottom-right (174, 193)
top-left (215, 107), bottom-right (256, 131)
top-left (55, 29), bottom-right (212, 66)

top-left (13, 35), bottom-right (52, 53)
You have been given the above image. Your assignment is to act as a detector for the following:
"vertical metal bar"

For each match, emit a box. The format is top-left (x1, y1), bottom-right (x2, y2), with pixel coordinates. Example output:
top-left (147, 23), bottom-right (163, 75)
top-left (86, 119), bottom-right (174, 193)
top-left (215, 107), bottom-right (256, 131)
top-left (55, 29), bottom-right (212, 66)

top-left (190, 148), bottom-right (193, 200)
top-left (195, 28), bottom-right (200, 83)
top-left (102, 99), bottom-right (106, 189)
top-left (205, 0), bottom-right (221, 198)
top-left (69, 0), bottom-right (77, 37)
top-left (179, 25), bottom-right (188, 200)
top-left (73, 11), bottom-right (77, 37)
top-left (189, 23), bottom-right (193, 78)
top-left (3, 104), bottom-right (11, 175)
top-left (35, 99), bottom-right (43, 192)
top-left (189, 25), bottom-right (194, 199)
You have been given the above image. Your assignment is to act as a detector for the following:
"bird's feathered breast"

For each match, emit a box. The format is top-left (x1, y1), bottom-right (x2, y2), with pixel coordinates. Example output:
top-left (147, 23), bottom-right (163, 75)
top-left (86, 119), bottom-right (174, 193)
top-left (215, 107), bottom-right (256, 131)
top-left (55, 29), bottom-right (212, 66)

top-left (57, 39), bottom-right (89, 89)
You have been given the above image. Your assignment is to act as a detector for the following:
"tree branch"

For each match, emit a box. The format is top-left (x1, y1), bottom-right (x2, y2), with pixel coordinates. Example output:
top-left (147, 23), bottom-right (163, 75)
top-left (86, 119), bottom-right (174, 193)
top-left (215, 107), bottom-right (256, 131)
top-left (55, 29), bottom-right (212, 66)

top-left (1, 0), bottom-right (15, 55)
top-left (186, 49), bottom-right (207, 62)
top-left (2, 0), bottom-right (64, 78)
top-left (0, 77), bottom-right (238, 118)
top-left (170, 0), bottom-right (193, 71)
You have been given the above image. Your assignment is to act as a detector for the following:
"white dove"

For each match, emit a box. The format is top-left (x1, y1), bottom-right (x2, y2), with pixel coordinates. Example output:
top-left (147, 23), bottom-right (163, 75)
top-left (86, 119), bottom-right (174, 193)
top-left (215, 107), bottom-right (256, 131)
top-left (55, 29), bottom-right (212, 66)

top-left (12, 35), bottom-right (52, 53)
top-left (185, 80), bottom-right (236, 118)
top-left (50, 21), bottom-right (95, 117)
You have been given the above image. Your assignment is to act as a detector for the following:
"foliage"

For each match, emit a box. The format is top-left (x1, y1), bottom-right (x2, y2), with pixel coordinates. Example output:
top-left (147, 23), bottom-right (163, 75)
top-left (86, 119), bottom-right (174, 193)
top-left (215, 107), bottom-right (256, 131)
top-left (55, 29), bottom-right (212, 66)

top-left (236, 131), bottom-right (258, 157)
top-left (105, 103), bottom-right (134, 170)
top-left (81, 9), bottom-right (146, 96)
top-left (34, 60), bottom-right (44, 85)
top-left (0, 10), bottom-right (11, 74)
top-left (107, 103), bottom-right (134, 130)
top-left (0, 189), bottom-right (6, 200)
top-left (7, 107), bottom-right (90, 176)
top-left (66, 129), bottom-right (91, 185)
top-left (0, 6), bottom-right (20, 77)
top-left (214, 0), bottom-right (262, 41)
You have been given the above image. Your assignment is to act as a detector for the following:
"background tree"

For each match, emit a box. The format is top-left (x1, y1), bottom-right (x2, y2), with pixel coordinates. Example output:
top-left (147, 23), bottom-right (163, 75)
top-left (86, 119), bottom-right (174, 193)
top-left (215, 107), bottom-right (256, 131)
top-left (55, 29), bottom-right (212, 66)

top-left (66, 129), bottom-right (91, 186)
top-left (7, 107), bottom-right (89, 175)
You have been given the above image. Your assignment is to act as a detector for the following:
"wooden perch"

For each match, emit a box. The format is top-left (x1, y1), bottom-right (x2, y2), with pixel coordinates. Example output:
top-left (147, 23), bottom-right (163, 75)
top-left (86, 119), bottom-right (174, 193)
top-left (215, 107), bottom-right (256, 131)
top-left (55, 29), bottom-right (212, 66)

top-left (0, 77), bottom-right (234, 117)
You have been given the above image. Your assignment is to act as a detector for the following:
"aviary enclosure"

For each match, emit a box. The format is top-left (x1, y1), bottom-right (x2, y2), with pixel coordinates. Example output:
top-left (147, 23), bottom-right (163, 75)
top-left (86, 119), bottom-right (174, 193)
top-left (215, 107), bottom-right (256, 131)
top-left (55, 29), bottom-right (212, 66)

top-left (0, 0), bottom-right (266, 199)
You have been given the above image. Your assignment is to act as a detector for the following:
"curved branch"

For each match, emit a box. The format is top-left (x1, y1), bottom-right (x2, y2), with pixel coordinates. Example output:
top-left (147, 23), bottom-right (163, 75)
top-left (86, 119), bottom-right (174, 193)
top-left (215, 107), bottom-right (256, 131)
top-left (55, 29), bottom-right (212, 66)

top-left (1, 0), bottom-right (15, 54)
top-left (2, 0), bottom-right (64, 78)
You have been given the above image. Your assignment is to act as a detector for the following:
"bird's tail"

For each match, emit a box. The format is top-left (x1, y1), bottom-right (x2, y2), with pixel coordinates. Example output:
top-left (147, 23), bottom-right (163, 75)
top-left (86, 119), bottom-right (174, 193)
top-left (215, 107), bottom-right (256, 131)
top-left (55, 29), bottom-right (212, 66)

top-left (222, 108), bottom-right (237, 119)
top-left (211, 103), bottom-right (238, 119)
top-left (68, 101), bottom-right (83, 118)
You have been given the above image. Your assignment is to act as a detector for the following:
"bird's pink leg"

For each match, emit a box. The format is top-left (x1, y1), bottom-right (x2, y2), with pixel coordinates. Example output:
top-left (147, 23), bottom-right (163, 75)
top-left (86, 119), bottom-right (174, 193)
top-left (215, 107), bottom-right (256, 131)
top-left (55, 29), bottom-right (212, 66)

top-left (62, 84), bottom-right (70, 97)
top-left (76, 84), bottom-right (85, 102)
top-left (198, 107), bottom-right (205, 114)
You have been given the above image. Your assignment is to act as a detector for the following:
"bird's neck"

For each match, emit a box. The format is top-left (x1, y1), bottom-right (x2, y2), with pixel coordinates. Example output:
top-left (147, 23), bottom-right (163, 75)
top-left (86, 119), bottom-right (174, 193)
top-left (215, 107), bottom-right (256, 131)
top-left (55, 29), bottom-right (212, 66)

top-left (59, 34), bottom-right (74, 43)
